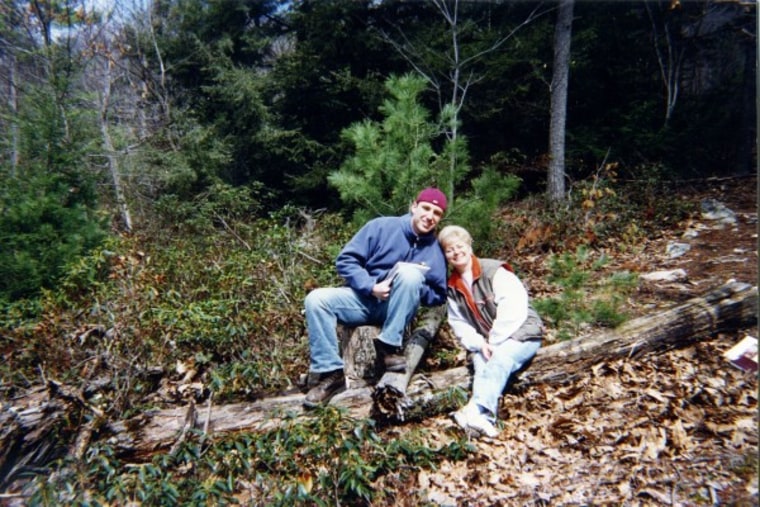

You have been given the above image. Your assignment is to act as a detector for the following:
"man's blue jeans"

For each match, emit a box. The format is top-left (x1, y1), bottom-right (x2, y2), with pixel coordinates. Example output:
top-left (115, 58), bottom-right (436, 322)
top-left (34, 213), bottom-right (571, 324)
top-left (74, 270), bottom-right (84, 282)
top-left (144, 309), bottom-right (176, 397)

top-left (470, 337), bottom-right (541, 422)
top-left (304, 265), bottom-right (425, 374)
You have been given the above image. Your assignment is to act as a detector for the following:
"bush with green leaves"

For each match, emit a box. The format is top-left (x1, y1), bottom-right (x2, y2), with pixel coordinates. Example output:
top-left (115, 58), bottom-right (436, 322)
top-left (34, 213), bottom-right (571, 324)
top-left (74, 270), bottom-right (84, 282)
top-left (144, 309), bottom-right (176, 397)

top-left (330, 73), bottom-right (452, 223)
top-left (0, 190), bottom-right (106, 301)
top-left (28, 408), bottom-right (473, 506)
top-left (0, 190), bottom-right (353, 408)
top-left (533, 246), bottom-right (638, 341)
top-left (453, 166), bottom-right (521, 255)
top-left (330, 73), bottom-right (520, 249)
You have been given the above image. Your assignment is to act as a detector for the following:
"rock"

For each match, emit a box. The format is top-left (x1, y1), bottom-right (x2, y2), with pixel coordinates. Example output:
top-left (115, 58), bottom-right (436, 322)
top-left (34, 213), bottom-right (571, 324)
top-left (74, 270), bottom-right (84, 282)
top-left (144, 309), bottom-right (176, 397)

top-left (640, 269), bottom-right (688, 283)
top-left (700, 199), bottom-right (737, 225)
top-left (666, 242), bottom-right (691, 258)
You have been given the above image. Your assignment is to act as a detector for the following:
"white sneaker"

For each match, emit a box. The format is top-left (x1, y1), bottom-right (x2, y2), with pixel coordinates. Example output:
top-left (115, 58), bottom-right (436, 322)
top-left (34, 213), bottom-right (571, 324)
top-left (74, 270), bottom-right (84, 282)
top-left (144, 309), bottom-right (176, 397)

top-left (451, 402), bottom-right (479, 431)
top-left (467, 410), bottom-right (499, 438)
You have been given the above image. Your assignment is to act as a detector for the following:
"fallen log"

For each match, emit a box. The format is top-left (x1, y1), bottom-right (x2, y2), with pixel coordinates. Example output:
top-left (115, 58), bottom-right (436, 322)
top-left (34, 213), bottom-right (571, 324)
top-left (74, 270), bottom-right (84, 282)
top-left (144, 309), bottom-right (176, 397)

top-left (3, 281), bottom-right (756, 465)
top-left (371, 306), bottom-right (446, 420)
top-left (393, 280), bottom-right (758, 421)
top-left (104, 280), bottom-right (757, 458)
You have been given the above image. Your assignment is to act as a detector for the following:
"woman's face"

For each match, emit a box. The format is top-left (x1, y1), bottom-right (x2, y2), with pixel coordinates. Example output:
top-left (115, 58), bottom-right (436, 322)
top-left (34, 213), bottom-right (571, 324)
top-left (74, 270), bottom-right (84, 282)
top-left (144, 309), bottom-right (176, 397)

top-left (443, 238), bottom-right (473, 272)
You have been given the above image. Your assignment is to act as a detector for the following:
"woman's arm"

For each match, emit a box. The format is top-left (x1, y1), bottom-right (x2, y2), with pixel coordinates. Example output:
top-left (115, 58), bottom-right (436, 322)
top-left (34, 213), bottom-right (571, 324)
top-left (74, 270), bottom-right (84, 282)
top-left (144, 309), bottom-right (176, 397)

top-left (489, 268), bottom-right (529, 345)
top-left (447, 298), bottom-right (487, 352)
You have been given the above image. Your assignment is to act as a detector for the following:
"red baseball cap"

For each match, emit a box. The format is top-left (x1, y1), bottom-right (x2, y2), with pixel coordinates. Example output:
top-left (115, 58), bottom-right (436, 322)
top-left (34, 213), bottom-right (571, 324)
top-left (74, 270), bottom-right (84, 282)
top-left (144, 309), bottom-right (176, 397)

top-left (416, 187), bottom-right (447, 212)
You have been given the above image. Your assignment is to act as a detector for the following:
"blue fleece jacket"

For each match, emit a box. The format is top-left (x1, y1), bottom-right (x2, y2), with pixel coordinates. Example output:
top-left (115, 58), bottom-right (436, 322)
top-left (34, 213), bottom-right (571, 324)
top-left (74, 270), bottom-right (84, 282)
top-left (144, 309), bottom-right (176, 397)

top-left (335, 213), bottom-right (447, 307)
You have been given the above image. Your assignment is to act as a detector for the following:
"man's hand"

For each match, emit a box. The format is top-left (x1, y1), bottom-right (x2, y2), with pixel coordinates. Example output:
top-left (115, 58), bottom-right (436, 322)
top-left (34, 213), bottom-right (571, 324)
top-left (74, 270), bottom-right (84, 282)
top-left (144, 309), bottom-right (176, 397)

top-left (372, 278), bottom-right (393, 301)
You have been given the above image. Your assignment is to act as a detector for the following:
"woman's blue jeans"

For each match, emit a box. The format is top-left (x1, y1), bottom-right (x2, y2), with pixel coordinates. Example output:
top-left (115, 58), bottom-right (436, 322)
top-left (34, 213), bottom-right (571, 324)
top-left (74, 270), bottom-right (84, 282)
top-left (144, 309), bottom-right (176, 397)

top-left (470, 337), bottom-right (541, 422)
top-left (304, 265), bottom-right (425, 374)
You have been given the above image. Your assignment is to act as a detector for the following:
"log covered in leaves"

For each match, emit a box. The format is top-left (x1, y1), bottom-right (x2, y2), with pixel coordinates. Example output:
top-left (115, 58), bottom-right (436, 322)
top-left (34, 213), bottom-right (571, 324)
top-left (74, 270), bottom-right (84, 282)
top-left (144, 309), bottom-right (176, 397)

top-left (1, 281), bottom-right (756, 468)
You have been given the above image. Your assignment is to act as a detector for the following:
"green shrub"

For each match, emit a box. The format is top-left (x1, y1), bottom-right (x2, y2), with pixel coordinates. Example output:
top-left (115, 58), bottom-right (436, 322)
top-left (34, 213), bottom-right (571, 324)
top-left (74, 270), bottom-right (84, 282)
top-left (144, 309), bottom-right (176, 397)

top-left (533, 246), bottom-right (637, 341)
top-left (453, 166), bottom-right (522, 255)
top-left (0, 176), bottom-right (107, 302)
top-left (28, 409), bottom-right (474, 506)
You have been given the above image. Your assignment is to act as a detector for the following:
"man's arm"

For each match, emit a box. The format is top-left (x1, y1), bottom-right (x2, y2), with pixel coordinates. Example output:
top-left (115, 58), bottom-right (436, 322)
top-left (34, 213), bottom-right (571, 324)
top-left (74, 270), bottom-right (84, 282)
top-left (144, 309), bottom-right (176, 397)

top-left (335, 225), bottom-right (377, 297)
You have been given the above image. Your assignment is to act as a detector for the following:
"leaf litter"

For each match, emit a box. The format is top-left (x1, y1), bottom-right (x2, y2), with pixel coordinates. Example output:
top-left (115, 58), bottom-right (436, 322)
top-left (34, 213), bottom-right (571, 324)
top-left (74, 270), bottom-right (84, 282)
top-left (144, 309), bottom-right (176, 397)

top-left (391, 178), bottom-right (758, 506)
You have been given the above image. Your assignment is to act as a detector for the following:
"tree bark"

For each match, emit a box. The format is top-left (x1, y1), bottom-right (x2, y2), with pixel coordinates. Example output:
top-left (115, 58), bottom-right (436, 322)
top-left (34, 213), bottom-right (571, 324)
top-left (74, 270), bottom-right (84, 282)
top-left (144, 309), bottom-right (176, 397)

top-left (547, 0), bottom-right (573, 202)
top-left (372, 306), bottom-right (446, 420)
top-left (1, 282), bottom-right (756, 469)
top-left (99, 55), bottom-right (133, 233)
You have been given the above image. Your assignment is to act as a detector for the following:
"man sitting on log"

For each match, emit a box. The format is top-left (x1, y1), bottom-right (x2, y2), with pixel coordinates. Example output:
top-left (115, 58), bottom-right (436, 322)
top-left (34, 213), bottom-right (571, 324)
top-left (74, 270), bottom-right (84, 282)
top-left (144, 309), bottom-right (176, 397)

top-left (302, 188), bottom-right (449, 408)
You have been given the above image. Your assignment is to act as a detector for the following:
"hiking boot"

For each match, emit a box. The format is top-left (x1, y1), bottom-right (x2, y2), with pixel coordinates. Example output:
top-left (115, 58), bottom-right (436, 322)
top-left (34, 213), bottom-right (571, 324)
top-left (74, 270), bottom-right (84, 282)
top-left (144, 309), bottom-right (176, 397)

top-left (303, 369), bottom-right (345, 408)
top-left (376, 340), bottom-right (407, 373)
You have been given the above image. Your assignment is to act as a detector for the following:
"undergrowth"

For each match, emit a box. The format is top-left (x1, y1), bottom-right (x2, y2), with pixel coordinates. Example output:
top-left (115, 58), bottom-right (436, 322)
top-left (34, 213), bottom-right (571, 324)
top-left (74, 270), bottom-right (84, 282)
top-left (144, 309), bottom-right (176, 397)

top-left (28, 407), bottom-right (474, 506)
top-left (0, 167), bottom-right (695, 502)
top-left (0, 203), bottom-right (350, 410)
top-left (533, 245), bottom-right (638, 341)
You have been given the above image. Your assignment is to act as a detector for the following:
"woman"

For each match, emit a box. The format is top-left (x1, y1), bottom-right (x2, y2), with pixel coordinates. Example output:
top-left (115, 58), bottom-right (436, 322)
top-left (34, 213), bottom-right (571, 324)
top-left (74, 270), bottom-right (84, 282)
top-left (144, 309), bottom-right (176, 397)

top-left (438, 225), bottom-right (543, 438)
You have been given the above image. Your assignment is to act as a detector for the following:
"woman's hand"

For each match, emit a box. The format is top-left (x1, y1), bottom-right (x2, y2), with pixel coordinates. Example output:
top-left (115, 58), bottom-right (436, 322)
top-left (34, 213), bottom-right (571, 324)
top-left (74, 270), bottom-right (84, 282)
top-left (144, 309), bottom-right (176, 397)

top-left (480, 343), bottom-right (494, 361)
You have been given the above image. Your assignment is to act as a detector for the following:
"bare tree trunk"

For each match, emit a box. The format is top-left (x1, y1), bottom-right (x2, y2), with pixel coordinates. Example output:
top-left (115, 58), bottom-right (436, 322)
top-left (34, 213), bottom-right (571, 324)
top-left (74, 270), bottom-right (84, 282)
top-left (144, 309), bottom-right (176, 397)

top-left (547, 0), bottom-right (573, 202)
top-left (99, 57), bottom-right (133, 232)
top-left (645, 2), bottom-right (683, 127)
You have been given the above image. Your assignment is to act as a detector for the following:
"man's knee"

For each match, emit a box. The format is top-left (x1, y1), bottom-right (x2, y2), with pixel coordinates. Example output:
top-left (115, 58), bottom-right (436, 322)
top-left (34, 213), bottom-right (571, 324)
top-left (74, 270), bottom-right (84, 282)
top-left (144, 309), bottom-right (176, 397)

top-left (393, 265), bottom-right (425, 288)
top-left (304, 287), bottom-right (329, 312)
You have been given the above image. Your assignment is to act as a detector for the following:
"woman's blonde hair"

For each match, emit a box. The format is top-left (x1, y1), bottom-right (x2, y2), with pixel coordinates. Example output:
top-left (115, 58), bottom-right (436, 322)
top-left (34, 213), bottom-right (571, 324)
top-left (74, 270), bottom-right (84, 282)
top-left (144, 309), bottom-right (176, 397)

top-left (438, 225), bottom-right (472, 247)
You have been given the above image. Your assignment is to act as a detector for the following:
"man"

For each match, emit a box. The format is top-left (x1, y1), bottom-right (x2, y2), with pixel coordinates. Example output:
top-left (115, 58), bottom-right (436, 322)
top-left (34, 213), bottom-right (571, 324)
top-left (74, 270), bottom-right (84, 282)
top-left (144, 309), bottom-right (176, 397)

top-left (302, 188), bottom-right (449, 408)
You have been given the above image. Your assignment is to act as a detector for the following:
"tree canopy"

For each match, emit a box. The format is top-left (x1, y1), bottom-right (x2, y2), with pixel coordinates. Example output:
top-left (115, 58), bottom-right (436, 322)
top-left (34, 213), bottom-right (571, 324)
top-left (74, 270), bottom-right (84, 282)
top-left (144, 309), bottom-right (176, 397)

top-left (0, 0), bottom-right (755, 300)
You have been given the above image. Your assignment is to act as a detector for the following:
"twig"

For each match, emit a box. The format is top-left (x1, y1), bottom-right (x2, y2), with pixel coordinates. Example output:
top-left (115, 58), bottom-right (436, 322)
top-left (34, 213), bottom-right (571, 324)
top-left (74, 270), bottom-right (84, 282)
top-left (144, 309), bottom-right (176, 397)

top-left (583, 147), bottom-right (611, 224)
top-left (214, 213), bottom-right (252, 251)
top-left (202, 392), bottom-right (213, 442)
top-left (297, 250), bottom-right (323, 265)
top-left (169, 399), bottom-right (197, 456)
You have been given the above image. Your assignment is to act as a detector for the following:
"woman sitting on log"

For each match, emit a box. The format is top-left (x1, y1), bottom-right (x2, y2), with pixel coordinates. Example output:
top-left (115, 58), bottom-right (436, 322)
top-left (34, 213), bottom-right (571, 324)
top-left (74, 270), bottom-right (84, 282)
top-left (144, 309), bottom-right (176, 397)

top-left (438, 225), bottom-right (544, 438)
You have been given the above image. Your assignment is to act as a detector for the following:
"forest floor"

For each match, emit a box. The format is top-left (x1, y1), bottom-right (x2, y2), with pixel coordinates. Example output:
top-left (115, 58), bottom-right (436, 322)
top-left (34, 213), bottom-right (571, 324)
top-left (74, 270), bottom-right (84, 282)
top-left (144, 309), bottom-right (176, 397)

top-left (2, 178), bottom-right (756, 506)
top-left (384, 176), bottom-right (758, 506)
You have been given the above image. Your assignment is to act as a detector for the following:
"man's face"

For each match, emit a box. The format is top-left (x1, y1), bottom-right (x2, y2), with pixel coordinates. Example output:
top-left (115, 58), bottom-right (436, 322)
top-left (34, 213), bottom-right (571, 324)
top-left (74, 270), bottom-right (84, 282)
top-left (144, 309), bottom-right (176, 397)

top-left (410, 201), bottom-right (444, 235)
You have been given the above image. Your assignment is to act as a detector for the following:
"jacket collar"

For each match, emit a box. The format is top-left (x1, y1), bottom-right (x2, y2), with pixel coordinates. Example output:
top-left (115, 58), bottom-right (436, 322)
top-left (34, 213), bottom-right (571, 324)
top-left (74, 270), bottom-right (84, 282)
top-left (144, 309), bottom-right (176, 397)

top-left (447, 255), bottom-right (490, 329)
